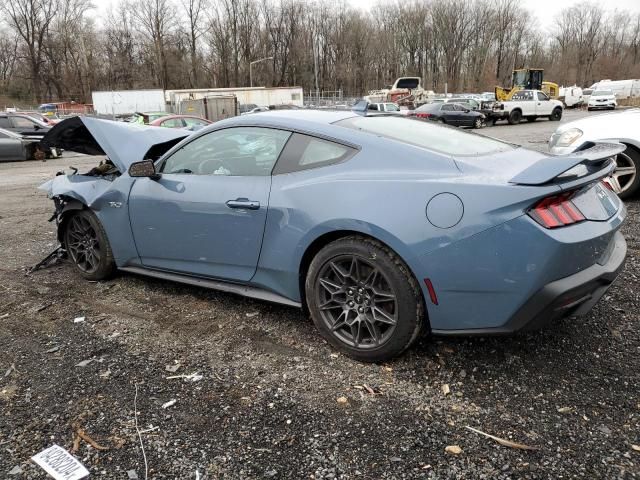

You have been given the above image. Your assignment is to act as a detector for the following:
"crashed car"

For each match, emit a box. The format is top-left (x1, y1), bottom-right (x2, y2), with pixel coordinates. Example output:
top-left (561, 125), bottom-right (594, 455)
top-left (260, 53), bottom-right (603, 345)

top-left (0, 127), bottom-right (40, 162)
top-left (38, 112), bottom-right (627, 362)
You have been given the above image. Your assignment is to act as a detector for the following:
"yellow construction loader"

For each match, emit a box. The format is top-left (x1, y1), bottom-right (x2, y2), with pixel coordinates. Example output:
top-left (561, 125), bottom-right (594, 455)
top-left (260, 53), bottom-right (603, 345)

top-left (495, 68), bottom-right (559, 101)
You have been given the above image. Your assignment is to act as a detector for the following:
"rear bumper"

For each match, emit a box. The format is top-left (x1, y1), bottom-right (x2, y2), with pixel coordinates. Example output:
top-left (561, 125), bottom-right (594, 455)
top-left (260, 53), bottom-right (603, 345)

top-left (432, 231), bottom-right (626, 335)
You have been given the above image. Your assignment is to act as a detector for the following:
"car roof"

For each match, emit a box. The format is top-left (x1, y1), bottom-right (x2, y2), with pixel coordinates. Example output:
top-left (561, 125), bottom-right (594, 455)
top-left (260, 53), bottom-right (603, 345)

top-left (234, 109), bottom-right (358, 125)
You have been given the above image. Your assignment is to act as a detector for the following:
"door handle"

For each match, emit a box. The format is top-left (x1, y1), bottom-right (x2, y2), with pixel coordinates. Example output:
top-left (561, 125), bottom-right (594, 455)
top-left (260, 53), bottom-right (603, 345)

top-left (226, 198), bottom-right (260, 210)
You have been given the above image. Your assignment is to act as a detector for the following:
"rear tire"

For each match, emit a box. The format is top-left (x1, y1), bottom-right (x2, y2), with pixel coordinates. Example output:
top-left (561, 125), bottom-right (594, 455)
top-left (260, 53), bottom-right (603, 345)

top-left (63, 210), bottom-right (116, 281)
top-left (305, 236), bottom-right (425, 362)
top-left (473, 117), bottom-right (483, 129)
top-left (550, 108), bottom-right (562, 121)
top-left (507, 109), bottom-right (521, 125)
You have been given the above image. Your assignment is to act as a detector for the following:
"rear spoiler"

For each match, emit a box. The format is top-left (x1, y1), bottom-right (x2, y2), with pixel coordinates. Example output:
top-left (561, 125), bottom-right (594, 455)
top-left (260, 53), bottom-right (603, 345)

top-left (510, 142), bottom-right (624, 186)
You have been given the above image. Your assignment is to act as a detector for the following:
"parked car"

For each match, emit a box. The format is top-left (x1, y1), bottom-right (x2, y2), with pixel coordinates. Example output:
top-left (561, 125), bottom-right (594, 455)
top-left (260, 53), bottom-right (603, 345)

top-left (15, 111), bottom-right (60, 126)
top-left (130, 112), bottom-right (169, 124)
top-left (493, 89), bottom-right (564, 124)
top-left (39, 113), bottom-right (626, 362)
top-left (240, 105), bottom-right (269, 115)
top-left (366, 102), bottom-right (403, 114)
top-left (0, 127), bottom-right (39, 162)
top-left (587, 89), bottom-right (617, 111)
top-left (0, 113), bottom-right (51, 138)
top-left (239, 103), bottom-right (259, 114)
top-left (413, 102), bottom-right (485, 128)
top-left (149, 115), bottom-right (212, 129)
top-left (0, 113), bottom-right (60, 158)
top-left (549, 109), bottom-right (640, 198)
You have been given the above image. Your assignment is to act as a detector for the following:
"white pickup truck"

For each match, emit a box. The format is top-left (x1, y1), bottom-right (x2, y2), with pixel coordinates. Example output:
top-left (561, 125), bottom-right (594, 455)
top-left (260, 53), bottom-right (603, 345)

top-left (494, 89), bottom-right (564, 125)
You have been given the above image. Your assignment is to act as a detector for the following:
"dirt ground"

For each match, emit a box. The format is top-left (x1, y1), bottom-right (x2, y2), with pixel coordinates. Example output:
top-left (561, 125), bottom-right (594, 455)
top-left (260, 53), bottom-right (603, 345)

top-left (1, 112), bottom-right (639, 479)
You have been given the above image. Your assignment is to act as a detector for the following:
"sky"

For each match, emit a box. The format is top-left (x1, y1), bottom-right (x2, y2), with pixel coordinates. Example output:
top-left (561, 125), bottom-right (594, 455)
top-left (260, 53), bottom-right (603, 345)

top-left (92, 0), bottom-right (640, 29)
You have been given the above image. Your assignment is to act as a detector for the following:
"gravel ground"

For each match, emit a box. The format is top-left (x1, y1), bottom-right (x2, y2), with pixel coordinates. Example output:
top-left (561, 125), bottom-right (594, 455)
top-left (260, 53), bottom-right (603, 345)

top-left (0, 111), bottom-right (639, 479)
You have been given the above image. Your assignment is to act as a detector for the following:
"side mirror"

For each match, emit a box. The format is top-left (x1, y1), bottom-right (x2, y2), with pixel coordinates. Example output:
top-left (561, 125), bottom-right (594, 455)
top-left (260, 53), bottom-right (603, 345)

top-left (129, 159), bottom-right (160, 179)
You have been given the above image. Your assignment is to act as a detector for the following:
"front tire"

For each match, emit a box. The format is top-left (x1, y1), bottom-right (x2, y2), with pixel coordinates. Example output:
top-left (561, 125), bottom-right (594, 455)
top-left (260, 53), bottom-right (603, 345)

top-left (550, 108), bottom-right (562, 121)
top-left (305, 236), bottom-right (425, 362)
top-left (473, 117), bottom-right (483, 129)
top-left (64, 210), bottom-right (115, 281)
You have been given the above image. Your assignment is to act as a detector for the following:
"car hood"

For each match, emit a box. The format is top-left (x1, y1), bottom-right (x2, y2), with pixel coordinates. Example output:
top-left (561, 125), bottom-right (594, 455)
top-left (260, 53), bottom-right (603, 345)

top-left (552, 109), bottom-right (640, 136)
top-left (39, 116), bottom-right (189, 173)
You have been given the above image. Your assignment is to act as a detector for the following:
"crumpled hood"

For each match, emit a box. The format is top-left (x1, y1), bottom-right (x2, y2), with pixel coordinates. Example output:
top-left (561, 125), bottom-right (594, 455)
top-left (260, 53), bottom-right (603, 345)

top-left (39, 116), bottom-right (189, 173)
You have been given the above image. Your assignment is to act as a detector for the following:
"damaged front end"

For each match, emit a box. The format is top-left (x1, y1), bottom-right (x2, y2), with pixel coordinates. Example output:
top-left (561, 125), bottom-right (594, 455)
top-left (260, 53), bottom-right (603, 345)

top-left (34, 116), bottom-right (190, 271)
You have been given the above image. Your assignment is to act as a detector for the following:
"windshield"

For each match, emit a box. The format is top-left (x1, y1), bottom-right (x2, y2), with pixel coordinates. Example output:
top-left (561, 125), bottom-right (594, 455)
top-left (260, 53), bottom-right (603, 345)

top-left (593, 90), bottom-right (613, 96)
top-left (336, 116), bottom-right (514, 156)
top-left (385, 104), bottom-right (400, 112)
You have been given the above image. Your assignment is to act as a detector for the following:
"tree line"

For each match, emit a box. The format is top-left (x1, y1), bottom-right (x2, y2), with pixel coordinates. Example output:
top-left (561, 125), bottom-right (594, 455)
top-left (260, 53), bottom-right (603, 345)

top-left (1, 0), bottom-right (639, 105)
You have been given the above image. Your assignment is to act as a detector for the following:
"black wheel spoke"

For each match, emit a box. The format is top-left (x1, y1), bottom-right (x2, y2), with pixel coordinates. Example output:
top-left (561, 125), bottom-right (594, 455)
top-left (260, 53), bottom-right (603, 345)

top-left (319, 277), bottom-right (342, 294)
top-left (331, 310), bottom-right (349, 332)
top-left (372, 306), bottom-right (396, 325)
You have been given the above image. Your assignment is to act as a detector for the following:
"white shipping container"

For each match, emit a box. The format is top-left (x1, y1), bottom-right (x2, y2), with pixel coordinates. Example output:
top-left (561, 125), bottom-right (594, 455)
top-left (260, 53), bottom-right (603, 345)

top-left (167, 87), bottom-right (303, 110)
top-left (92, 89), bottom-right (167, 116)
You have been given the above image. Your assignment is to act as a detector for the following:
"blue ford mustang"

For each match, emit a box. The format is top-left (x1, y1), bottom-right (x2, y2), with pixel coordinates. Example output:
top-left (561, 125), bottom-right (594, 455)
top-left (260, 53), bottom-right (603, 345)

top-left (39, 111), bottom-right (627, 362)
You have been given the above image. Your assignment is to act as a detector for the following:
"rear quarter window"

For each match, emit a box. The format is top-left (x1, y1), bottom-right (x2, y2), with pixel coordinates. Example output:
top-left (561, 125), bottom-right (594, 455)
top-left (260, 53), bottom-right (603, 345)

top-left (273, 133), bottom-right (356, 174)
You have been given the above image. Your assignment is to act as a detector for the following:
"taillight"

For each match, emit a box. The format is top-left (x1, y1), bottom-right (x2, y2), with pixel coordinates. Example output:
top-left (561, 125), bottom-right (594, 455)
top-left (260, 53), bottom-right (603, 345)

top-left (416, 113), bottom-right (431, 119)
top-left (528, 191), bottom-right (585, 228)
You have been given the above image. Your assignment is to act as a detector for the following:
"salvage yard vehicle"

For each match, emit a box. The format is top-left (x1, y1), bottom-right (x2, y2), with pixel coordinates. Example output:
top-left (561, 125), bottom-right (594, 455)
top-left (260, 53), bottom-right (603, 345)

top-left (494, 90), bottom-right (564, 124)
top-left (549, 109), bottom-right (640, 198)
top-left (495, 68), bottom-right (559, 102)
top-left (413, 102), bottom-right (485, 128)
top-left (587, 90), bottom-right (617, 111)
top-left (149, 115), bottom-right (212, 129)
top-left (0, 113), bottom-right (60, 158)
top-left (38, 112), bottom-right (626, 362)
top-left (366, 102), bottom-right (403, 114)
top-left (0, 127), bottom-right (40, 162)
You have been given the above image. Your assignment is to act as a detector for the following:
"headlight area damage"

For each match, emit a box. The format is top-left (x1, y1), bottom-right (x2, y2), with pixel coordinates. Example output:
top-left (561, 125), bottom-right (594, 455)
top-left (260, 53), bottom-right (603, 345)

top-left (30, 117), bottom-right (189, 273)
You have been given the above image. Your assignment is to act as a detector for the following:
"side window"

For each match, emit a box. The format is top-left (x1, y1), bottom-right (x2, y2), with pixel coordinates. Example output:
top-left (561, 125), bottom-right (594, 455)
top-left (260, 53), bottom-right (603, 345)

top-left (184, 117), bottom-right (207, 127)
top-left (273, 133), bottom-right (357, 174)
top-left (160, 127), bottom-right (291, 176)
top-left (441, 104), bottom-right (454, 111)
top-left (0, 118), bottom-right (11, 128)
top-left (11, 117), bottom-right (36, 128)
top-left (537, 92), bottom-right (549, 101)
top-left (161, 118), bottom-right (184, 128)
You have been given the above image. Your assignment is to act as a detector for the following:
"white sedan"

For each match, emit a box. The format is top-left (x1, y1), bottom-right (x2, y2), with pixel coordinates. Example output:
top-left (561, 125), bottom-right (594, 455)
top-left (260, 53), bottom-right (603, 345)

top-left (587, 89), bottom-right (617, 111)
top-left (549, 109), bottom-right (639, 198)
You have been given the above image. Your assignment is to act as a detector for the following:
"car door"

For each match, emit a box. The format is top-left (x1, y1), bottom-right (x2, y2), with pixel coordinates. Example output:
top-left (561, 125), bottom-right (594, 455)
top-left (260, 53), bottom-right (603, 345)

top-left (0, 131), bottom-right (24, 161)
top-left (440, 104), bottom-right (457, 124)
top-left (536, 91), bottom-right (553, 115)
top-left (128, 126), bottom-right (292, 282)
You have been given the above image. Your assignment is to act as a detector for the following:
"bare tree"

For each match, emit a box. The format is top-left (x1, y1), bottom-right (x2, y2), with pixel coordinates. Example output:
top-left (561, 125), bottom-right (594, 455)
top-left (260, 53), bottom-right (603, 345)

top-left (181, 0), bottom-right (207, 87)
top-left (0, 0), bottom-right (59, 101)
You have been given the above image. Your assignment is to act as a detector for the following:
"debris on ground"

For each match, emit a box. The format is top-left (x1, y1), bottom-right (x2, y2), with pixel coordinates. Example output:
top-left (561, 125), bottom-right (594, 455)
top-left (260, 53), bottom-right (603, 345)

top-left (162, 399), bottom-right (177, 409)
top-left (336, 396), bottom-right (349, 405)
top-left (441, 384), bottom-right (450, 396)
top-left (445, 445), bottom-right (462, 455)
top-left (465, 426), bottom-right (539, 451)
top-left (73, 316), bottom-right (85, 323)
top-left (31, 444), bottom-right (89, 480)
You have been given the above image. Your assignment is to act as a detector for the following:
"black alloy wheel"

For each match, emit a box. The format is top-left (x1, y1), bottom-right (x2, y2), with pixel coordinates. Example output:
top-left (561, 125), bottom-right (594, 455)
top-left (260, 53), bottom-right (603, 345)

top-left (64, 210), bottom-right (115, 280)
top-left (315, 254), bottom-right (398, 349)
top-left (306, 236), bottom-right (424, 362)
